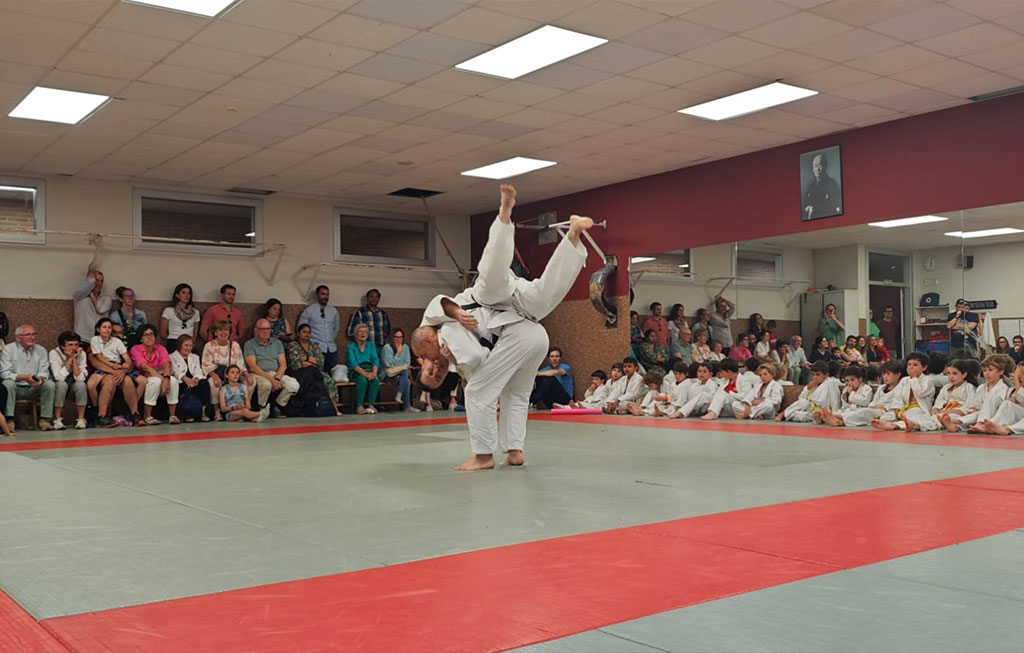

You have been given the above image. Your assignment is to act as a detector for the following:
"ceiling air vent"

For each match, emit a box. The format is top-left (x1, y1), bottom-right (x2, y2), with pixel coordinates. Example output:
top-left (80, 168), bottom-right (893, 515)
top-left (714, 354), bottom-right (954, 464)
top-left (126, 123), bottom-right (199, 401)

top-left (388, 187), bottom-right (442, 198)
top-left (227, 187), bottom-right (276, 196)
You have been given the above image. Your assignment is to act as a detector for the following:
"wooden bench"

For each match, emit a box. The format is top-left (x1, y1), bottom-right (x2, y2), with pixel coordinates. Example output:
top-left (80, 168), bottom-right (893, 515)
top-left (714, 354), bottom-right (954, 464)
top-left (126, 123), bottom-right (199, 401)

top-left (336, 382), bottom-right (404, 412)
top-left (14, 399), bottom-right (39, 430)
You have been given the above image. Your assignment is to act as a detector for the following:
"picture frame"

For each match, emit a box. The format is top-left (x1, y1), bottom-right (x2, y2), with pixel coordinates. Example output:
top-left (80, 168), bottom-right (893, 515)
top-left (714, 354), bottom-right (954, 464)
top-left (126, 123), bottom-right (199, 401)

top-left (799, 145), bottom-right (843, 221)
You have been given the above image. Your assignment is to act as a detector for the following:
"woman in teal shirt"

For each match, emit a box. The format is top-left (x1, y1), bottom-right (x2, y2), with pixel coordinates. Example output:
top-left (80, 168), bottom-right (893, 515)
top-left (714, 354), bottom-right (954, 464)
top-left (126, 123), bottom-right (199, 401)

top-left (381, 328), bottom-right (419, 413)
top-left (348, 323), bottom-right (380, 414)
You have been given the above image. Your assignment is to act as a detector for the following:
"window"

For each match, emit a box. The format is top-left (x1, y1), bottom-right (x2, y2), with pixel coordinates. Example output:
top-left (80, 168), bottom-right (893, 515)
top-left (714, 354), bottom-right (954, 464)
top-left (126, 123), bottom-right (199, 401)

top-left (735, 247), bottom-right (782, 282)
top-left (629, 249), bottom-right (691, 276)
top-left (0, 176), bottom-right (45, 244)
top-left (133, 189), bottom-right (262, 256)
top-left (868, 251), bottom-right (908, 284)
top-left (334, 209), bottom-right (435, 267)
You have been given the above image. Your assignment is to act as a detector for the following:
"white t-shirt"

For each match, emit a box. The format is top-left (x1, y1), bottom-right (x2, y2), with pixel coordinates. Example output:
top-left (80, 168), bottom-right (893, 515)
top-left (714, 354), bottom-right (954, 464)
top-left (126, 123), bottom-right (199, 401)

top-left (162, 306), bottom-right (201, 342)
top-left (90, 335), bottom-right (127, 364)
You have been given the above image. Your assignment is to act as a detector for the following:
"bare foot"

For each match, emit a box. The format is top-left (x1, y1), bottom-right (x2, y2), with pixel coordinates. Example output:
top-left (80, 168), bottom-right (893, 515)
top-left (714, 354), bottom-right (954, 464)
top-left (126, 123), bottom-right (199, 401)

top-left (966, 424), bottom-right (987, 433)
top-left (978, 419), bottom-right (1012, 436)
top-left (504, 450), bottom-right (525, 466)
top-left (871, 419), bottom-right (897, 431)
top-left (498, 184), bottom-right (515, 223)
top-left (454, 454), bottom-right (495, 471)
top-left (903, 417), bottom-right (919, 432)
top-left (938, 414), bottom-right (959, 433)
top-left (774, 413), bottom-right (785, 422)
top-left (700, 412), bottom-right (718, 421)
top-left (567, 214), bottom-right (594, 245)
top-left (668, 411), bottom-right (683, 419)
top-left (812, 411), bottom-right (824, 424)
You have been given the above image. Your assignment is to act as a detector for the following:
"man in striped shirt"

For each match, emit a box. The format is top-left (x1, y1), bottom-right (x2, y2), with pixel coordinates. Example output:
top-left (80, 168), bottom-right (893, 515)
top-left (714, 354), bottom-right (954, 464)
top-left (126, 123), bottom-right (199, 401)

top-left (347, 289), bottom-right (391, 354)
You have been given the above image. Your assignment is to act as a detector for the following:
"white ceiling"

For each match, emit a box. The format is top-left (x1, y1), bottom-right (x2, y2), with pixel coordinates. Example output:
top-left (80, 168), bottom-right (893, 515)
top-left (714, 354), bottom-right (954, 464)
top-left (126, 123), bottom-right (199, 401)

top-left (2, 0), bottom-right (1024, 215)
top-left (747, 201), bottom-right (1024, 250)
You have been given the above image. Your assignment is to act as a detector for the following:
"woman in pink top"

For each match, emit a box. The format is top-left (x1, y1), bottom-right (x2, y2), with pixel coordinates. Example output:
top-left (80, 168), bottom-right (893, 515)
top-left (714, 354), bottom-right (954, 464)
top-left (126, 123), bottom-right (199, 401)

top-left (130, 324), bottom-right (179, 425)
top-left (728, 333), bottom-right (753, 362)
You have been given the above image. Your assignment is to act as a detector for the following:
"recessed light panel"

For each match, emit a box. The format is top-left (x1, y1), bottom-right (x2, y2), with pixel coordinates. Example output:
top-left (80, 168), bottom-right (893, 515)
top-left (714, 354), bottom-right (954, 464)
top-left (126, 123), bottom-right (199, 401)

top-left (678, 82), bottom-right (817, 121)
top-left (868, 216), bottom-right (948, 228)
top-left (461, 157), bottom-right (556, 180)
top-left (630, 257), bottom-right (656, 264)
top-left (124, 0), bottom-right (238, 17)
top-left (945, 228), bottom-right (1024, 239)
top-left (8, 87), bottom-right (109, 124)
top-left (455, 25), bottom-right (607, 80)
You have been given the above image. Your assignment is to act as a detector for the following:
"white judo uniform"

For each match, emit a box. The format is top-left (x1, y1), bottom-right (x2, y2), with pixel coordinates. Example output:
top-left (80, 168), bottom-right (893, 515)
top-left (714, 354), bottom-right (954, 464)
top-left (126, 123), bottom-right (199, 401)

top-left (738, 379), bottom-right (783, 419)
top-left (840, 383), bottom-right (902, 426)
top-left (782, 377), bottom-right (841, 422)
top-left (579, 383), bottom-right (610, 409)
top-left (840, 383), bottom-right (874, 411)
top-left (605, 371), bottom-right (646, 408)
top-left (989, 386), bottom-right (1024, 434)
top-left (421, 215), bottom-right (587, 456)
top-left (951, 380), bottom-right (1011, 429)
top-left (706, 374), bottom-right (755, 418)
top-left (880, 375), bottom-right (936, 430)
top-left (674, 377), bottom-right (719, 417)
top-left (915, 381), bottom-right (975, 431)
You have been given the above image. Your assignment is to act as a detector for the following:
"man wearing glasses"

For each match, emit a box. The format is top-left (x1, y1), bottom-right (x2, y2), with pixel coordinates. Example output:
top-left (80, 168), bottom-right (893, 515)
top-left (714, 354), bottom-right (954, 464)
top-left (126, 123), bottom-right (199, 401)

top-left (1, 324), bottom-right (56, 431)
top-left (300, 285), bottom-right (341, 372)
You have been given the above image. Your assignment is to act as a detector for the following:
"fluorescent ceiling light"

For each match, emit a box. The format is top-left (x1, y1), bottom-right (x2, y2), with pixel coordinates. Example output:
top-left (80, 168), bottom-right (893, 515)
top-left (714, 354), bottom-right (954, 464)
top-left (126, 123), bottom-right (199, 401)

top-left (678, 82), bottom-right (817, 121)
top-left (868, 215), bottom-right (948, 228)
top-left (123, 0), bottom-right (238, 17)
top-left (461, 157), bottom-right (556, 180)
top-left (945, 228), bottom-right (1024, 239)
top-left (8, 87), bottom-right (109, 124)
top-left (244, 232), bottom-right (256, 237)
top-left (678, 264), bottom-right (690, 268)
top-left (455, 25), bottom-right (607, 79)
top-left (0, 185), bottom-right (36, 194)
top-left (630, 257), bottom-right (655, 264)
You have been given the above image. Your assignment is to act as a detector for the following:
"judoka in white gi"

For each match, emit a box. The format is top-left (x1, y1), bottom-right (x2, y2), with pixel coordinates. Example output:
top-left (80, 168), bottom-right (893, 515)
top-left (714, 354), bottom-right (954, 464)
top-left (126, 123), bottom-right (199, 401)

top-left (823, 361), bottom-right (904, 427)
top-left (977, 361), bottom-right (1024, 435)
top-left (411, 184), bottom-right (592, 470)
top-left (604, 358), bottom-right (646, 414)
top-left (872, 353), bottom-right (936, 431)
top-left (669, 362), bottom-right (719, 418)
top-left (777, 360), bottom-right (839, 422)
top-left (909, 360), bottom-right (975, 432)
top-left (701, 358), bottom-right (754, 420)
top-left (627, 371), bottom-right (673, 416)
top-left (940, 355), bottom-right (1012, 432)
top-left (839, 368), bottom-right (874, 413)
top-left (735, 364), bottom-right (784, 420)
top-left (558, 370), bottom-right (609, 409)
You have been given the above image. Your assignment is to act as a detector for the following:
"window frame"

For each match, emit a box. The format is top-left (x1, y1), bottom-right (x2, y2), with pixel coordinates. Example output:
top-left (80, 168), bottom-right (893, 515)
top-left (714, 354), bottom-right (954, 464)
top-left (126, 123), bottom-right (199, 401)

top-left (0, 176), bottom-right (46, 245)
top-left (333, 207), bottom-right (436, 268)
top-left (132, 188), bottom-right (263, 257)
top-left (734, 245), bottom-right (783, 285)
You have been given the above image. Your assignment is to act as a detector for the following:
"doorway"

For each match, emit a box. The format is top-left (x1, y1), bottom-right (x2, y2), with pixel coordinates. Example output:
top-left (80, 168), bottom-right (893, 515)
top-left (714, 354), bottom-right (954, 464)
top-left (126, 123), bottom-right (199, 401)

top-left (867, 251), bottom-right (912, 358)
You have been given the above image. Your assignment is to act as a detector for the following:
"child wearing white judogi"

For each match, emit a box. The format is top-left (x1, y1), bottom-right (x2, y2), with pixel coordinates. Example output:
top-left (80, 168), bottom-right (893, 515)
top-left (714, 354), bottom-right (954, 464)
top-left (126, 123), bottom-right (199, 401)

top-left (735, 363), bottom-right (783, 420)
top-left (975, 360), bottom-right (1024, 435)
top-left (911, 360), bottom-right (975, 432)
top-left (777, 360), bottom-right (839, 423)
top-left (606, 357), bottom-right (646, 414)
top-left (627, 371), bottom-right (670, 416)
top-left (872, 353), bottom-right (936, 431)
top-left (840, 367), bottom-right (874, 412)
top-left (824, 361), bottom-right (904, 427)
top-left (702, 358), bottom-right (754, 420)
top-left (942, 355), bottom-right (1013, 432)
top-left (669, 362), bottom-right (718, 418)
top-left (555, 369), bottom-right (609, 410)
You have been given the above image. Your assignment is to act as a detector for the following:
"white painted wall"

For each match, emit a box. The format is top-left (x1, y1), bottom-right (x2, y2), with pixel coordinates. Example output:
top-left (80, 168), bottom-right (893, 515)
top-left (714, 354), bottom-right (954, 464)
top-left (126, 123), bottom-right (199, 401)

top-left (812, 243), bottom-right (868, 320)
top-left (913, 241), bottom-right (1024, 318)
top-left (0, 175), bottom-right (471, 307)
top-left (631, 243), bottom-right (814, 322)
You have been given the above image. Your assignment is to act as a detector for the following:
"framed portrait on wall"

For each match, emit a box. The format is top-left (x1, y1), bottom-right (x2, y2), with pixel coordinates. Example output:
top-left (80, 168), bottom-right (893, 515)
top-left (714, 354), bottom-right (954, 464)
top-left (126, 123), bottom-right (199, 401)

top-left (800, 145), bottom-right (843, 221)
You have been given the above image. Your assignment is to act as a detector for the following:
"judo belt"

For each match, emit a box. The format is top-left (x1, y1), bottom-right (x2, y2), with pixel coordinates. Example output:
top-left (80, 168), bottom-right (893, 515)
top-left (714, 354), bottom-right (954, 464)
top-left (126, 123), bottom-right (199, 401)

top-left (897, 402), bottom-right (919, 419)
top-left (460, 297), bottom-right (498, 350)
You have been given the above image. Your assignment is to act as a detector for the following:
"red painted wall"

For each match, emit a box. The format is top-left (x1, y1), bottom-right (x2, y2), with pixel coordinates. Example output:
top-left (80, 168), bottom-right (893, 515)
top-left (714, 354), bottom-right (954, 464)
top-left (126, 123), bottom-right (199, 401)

top-left (472, 92), bottom-right (1024, 301)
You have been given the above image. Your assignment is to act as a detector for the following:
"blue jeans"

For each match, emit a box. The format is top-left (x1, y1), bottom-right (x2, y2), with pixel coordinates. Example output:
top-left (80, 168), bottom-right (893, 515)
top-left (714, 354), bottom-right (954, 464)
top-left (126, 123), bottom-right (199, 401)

top-left (394, 369), bottom-right (411, 409)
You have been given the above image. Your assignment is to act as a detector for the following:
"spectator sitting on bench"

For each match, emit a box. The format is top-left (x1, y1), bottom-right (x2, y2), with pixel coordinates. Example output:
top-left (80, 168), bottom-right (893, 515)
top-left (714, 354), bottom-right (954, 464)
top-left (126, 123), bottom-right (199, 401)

top-left (348, 323), bottom-right (381, 414)
top-left (382, 328), bottom-right (420, 413)
top-left (49, 330), bottom-right (88, 430)
top-left (1, 324), bottom-right (56, 431)
top-left (286, 324), bottom-right (340, 412)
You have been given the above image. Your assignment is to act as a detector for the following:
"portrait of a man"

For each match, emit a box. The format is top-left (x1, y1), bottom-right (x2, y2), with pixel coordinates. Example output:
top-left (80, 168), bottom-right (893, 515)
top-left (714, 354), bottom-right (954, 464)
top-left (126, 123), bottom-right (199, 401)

top-left (800, 145), bottom-right (843, 221)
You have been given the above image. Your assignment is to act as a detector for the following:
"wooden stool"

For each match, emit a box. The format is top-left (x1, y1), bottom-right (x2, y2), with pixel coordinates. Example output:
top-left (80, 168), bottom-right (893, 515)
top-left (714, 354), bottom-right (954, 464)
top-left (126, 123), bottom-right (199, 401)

top-left (336, 382), bottom-right (356, 412)
top-left (15, 399), bottom-right (39, 430)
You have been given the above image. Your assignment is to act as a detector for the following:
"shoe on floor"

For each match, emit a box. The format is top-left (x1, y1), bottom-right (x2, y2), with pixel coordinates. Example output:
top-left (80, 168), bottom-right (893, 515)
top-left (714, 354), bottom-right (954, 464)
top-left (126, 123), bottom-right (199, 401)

top-left (404, 406), bottom-right (421, 413)
top-left (356, 406), bottom-right (367, 414)
top-left (201, 414), bottom-right (211, 422)
top-left (132, 414), bottom-right (146, 427)
top-left (365, 406), bottom-right (378, 414)
top-left (424, 404), bottom-right (434, 412)
top-left (168, 415), bottom-right (181, 425)
top-left (257, 405), bottom-right (270, 422)
top-left (52, 418), bottom-right (65, 430)
top-left (144, 416), bottom-right (161, 426)
top-left (75, 418), bottom-right (87, 430)
top-left (38, 419), bottom-right (53, 431)
top-left (97, 416), bottom-right (116, 428)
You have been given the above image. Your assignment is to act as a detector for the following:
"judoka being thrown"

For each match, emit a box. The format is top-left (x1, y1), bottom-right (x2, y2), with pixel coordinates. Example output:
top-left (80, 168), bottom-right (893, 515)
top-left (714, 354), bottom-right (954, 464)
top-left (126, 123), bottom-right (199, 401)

top-left (411, 184), bottom-right (593, 471)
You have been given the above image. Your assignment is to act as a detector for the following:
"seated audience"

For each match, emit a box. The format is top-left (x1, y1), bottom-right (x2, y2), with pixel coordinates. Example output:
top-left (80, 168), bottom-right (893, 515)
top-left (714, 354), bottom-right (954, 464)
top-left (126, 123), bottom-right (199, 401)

top-left (874, 336), bottom-right (892, 363)
top-left (630, 311), bottom-right (643, 348)
top-left (170, 335), bottom-right (211, 422)
top-left (531, 347), bottom-right (573, 409)
top-left (840, 335), bottom-right (864, 364)
top-left (73, 263), bottom-right (111, 340)
top-left (110, 286), bottom-right (147, 349)
top-left (245, 318), bottom-right (300, 418)
top-left (670, 326), bottom-right (693, 364)
top-left (347, 288), bottom-right (391, 355)
top-left (1012, 335), bottom-right (1024, 363)
top-left (765, 320), bottom-right (778, 349)
top-left (925, 352), bottom-right (950, 389)
top-left (753, 330), bottom-right (772, 363)
top-left (219, 364), bottom-right (263, 422)
top-left (381, 328), bottom-right (419, 413)
top-left (200, 284), bottom-right (243, 342)
top-left (636, 329), bottom-right (669, 373)
top-left (728, 333), bottom-right (752, 362)
top-left (787, 335), bottom-right (811, 385)
top-left (286, 324), bottom-right (340, 409)
top-left (995, 336), bottom-right (1012, 357)
top-left (348, 324), bottom-right (380, 414)
top-left (642, 303), bottom-right (669, 349)
top-left (130, 324), bottom-right (179, 425)
top-left (691, 329), bottom-right (712, 363)
top-left (49, 331), bottom-right (88, 430)
top-left (667, 304), bottom-right (688, 343)
top-left (1, 324), bottom-right (56, 431)
top-left (748, 313), bottom-right (766, 344)
top-left (160, 283), bottom-right (201, 353)
top-left (691, 308), bottom-right (711, 342)
top-left (202, 320), bottom-right (249, 418)
top-left (262, 298), bottom-right (294, 343)
top-left (808, 336), bottom-right (833, 363)
top-left (88, 318), bottom-right (142, 427)
top-left (707, 339), bottom-right (725, 362)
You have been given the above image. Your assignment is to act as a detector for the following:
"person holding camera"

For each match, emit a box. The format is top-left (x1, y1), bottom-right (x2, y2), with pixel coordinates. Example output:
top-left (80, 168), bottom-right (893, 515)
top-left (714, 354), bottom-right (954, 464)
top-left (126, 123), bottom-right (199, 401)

top-left (1, 324), bottom-right (56, 431)
top-left (947, 298), bottom-right (980, 360)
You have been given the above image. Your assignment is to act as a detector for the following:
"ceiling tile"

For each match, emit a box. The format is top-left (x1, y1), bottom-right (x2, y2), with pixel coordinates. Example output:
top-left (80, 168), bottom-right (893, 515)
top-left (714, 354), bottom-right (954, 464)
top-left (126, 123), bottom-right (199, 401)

top-left (118, 81), bottom-right (205, 107)
top-left (148, 120), bottom-right (226, 141)
top-left (683, 36), bottom-right (783, 68)
top-left (283, 89), bottom-right (369, 113)
top-left (0, 36), bottom-right (67, 67)
top-left (867, 4), bottom-right (981, 41)
top-left (570, 41), bottom-right (667, 75)
top-left (309, 13), bottom-right (417, 51)
top-left (816, 102), bottom-right (904, 125)
top-left (532, 91), bottom-right (621, 116)
top-left (788, 64), bottom-right (879, 92)
top-left (382, 85), bottom-right (466, 110)
top-left (258, 104), bottom-right (336, 126)
top-left (77, 27), bottom-right (181, 62)
top-left (41, 69), bottom-right (130, 96)
top-left (428, 7), bottom-right (539, 45)
top-left (0, 0), bottom-right (113, 25)
top-left (103, 97), bottom-right (180, 121)
top-left (59, 48), bottom-right (154, 79)
top-left (479, 81), bottom-right (565, 106)
top-left (385, 32), bottom-right (488, 66)
top-left (218, 77), bottom-right (304, 103)
top-left (741, 11), bottom-right (851, 48)
top-left (808, 0), bottom-right (932, 27)
top-left (681, 0), bottom-right (799, 32)
top-left (418, 68), bottom-right (505, 95)
top-left (273, 127), bottom-right (362, 154)
top-left (583, 102), bottom-right (663, 126)
top-left (734, 50), bottom-right (833, 79)
top-left (845, 45), bottom-right (949, 76)
top-left (933, 72), bottom-right (1021, 98)
top-left (318, 115), bottom-right (397, 135)
top-left (191, 20), bottom-right (298, 57)
top-left (0, 8), bottom-right (91, 46)
top-left (916, 23), bottom-right (1023, 58)
top-left (347, 99), bottom-right (431, 122)
top-left (316, 72), bottom-right (406, 99)
top-left (377, 123), bottom-right (448, 143)
top-left (832, 77), bottom-right (919, 102)
top-left (626, 56), bottom-right (719, 85)
top-left (221, 0), bottom-right (338, 35)
top-left (406, 110), bottom-right (487, 131)
top-left (679, 69), bottom-right (764, 96)
top-left (524, 63), bottom-right (615, 91)
top-left (779, 92), bottom-right (858, 116)
top-left (141, 63), bottom-right (232, 92)
top-left (0, 60), bottom-right (47, 85)
top-left (244, 59), bottom-right (337, 87)
top-left (210, 129), bottom-right (285, 148)
top-left (349, 53), bottom-right (443, 84)
top-left (235, 117), bottom-right (309, 138)
top-left (347, 0), bottom-right (467, 29)
top-left (99, 1), bottom-right (208, 41)
top-left (630, 87), bottom-right (713, 112)
top-left (995, 10), bottom-right (1024, 34)
top-left (601, 123), bottom-right (668, 144)
top-left (445, 96), bottom-right (522, 120)
top-left (961, 41), bottom-right (1024, 72)
top-left (559, 1), bottom-right (667, 40)
top-left (890, 59), bottom-right (991, 88)
top-left (620, 18), bottom-right (727, 55)
top-left (476, 0), bottom-right (591, 23)
top-left (872, 88), bottom-right (961, 113)
top-left (459, 120), bottom-right (535, 140)
top-left (498, 106), bottom-right (575, 129)
top-left (577, 76), bottom-right (669, 102)
top-left (274, 38), bottom-right (375, 72)
top-left (795, 28), bottom-right (902, 63)
top-left (163, 44), bottom-right (262, 76)
top-left (946, 0), bottom-right (1024, 19)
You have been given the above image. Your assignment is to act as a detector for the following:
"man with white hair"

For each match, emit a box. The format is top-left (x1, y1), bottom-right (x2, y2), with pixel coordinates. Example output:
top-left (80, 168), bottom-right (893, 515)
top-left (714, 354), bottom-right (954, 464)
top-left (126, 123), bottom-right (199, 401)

top-left (1, 324), bottom-right (56, 431)
top-left (411, 184), bottom-right (593, 471)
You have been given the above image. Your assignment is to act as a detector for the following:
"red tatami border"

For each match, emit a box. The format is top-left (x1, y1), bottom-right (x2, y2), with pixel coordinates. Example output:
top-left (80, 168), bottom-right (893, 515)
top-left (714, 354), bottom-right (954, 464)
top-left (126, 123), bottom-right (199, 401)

top-left (37, 467), bottom-right (1024, 653)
